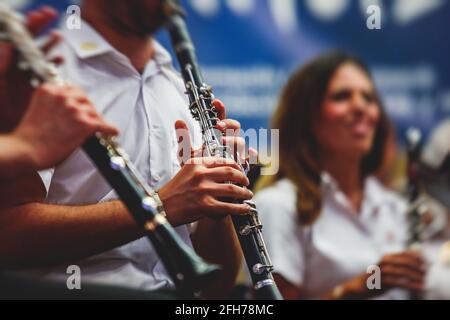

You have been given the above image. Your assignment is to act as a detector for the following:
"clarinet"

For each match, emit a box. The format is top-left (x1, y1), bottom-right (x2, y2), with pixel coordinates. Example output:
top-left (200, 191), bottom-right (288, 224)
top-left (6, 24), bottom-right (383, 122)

top-left (163, 1), bottom-right (283, 300)
top-left (405, 128), bottom-right (427, 300)
top-left (0, 4), bottom-right (220, 296)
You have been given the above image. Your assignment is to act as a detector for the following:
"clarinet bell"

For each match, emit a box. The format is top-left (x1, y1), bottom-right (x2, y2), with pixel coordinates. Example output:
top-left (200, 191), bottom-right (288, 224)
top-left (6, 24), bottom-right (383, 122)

top-left (182, 259), bottom-right (222, 295)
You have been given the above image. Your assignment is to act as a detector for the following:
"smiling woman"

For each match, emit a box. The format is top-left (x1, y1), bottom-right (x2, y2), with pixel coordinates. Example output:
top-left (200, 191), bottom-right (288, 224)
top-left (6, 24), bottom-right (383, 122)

top-left (258, 51), bottom-right (390, 224)
top-left (254, 51), bottom-right (427, 300)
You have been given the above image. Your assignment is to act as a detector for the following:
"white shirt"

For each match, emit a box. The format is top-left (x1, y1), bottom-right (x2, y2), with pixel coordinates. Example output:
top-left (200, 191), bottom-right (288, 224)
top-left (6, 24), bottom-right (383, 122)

top-left (26, 21), bottom-right (202, 290)
top-left (255, 174), bottom-right (409, 299)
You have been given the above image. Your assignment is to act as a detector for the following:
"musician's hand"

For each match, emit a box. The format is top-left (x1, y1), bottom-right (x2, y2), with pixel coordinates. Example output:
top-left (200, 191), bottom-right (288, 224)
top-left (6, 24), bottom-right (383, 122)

top-left (173, 99), bottom-right (258, 169)
top-left (157, 121), bottom-right (253, 226)
top-left (10, 83), bottom-right (119, 170)
top-left (333, 251), bottom-right (427, 299)
top-left (158, 157), bottom-right (253, 226)
top-left (0, 6), bottom-right (61, 132)
top-left (377, 251), bottom-right (427, 291)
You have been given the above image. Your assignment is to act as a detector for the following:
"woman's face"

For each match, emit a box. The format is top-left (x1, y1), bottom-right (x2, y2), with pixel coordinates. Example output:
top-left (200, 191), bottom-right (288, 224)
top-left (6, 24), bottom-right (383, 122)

top-left (314, 63), bottom-right (380, 159)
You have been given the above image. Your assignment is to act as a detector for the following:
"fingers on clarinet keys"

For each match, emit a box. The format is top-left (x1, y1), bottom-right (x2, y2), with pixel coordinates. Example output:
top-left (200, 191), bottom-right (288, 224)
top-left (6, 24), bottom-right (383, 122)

top-left (208, 118), bottom-right (219, 129)
top-left (243, 200), bottom-right (257, 213)
top-left (16, 59), bottom-right (45, 88)
top-left (239, 222), bottom-right (262, 236)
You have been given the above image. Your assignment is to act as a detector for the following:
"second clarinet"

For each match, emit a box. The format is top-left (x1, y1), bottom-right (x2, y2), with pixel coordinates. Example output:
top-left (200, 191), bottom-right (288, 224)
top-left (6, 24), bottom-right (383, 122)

top-left (164, 2), bottom-right (283, 300)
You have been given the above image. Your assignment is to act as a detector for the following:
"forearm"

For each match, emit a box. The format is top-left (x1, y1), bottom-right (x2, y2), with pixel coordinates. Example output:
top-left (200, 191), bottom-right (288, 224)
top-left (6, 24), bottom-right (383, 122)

top-left (0, 200), bottom-right (145, 269)
top-left (192, 216), bottom-right (242, 299)
top-left (0, 135), bottom-right (33, 180)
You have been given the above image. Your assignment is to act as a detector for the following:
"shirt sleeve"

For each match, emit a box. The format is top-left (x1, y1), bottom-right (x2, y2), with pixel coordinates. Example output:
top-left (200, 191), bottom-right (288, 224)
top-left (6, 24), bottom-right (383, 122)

top-left (37, 168), bottom-right (55, 196)
top-left (98, 189), bottom-right (118, 202)
top-left (255, 184), bottom-right (306, 288)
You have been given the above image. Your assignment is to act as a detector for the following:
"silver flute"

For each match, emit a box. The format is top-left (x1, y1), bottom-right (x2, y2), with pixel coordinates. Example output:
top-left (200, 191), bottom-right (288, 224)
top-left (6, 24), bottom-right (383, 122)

top-left (163, 0), bottom-right (283, 300)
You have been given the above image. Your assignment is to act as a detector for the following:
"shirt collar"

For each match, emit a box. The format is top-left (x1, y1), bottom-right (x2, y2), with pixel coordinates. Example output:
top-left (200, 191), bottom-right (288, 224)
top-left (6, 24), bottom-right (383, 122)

top-left (363, 177), bottom-right (385, 207)
top-left (321, 172), bottom-right (383, 201)
top-left (152, 40), bottom-right (174, 70)
top-left (321, 172), bottom-right (385, 215)
top-left (62, 20), bottom-right (115, 59)
top-left (321, 172), bottom-right (339, 192)
top-left (62, 20), bottom-right (174, 70)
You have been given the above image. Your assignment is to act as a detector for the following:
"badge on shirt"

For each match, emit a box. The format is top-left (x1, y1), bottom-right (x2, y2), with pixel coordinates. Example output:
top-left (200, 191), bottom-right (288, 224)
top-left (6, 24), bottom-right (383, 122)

top-left (439, 241), bottom-right (450, 266)
top-left (80, 42), bottom-right (99, 51)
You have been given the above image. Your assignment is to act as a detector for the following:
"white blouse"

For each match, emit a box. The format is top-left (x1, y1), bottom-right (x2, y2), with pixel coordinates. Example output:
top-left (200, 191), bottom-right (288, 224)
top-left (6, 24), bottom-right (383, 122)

top-left (255, 173), bottom-right (409, 299)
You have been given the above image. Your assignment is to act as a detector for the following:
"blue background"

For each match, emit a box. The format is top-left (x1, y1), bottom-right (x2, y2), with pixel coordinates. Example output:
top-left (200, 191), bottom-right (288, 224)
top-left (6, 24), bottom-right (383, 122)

top-left (15, 0), bottom-right (450, 144)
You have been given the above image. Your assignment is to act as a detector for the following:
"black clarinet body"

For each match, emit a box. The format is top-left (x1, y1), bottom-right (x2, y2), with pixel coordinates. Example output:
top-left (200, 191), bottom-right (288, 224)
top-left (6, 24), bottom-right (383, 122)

top-left (165, 8), bottom-right (283, 300)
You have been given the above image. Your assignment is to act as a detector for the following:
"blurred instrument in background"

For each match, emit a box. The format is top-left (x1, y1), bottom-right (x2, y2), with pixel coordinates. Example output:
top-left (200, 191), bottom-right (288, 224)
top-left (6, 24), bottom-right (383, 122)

top-left (405, 128), bottom-right (427, 300)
